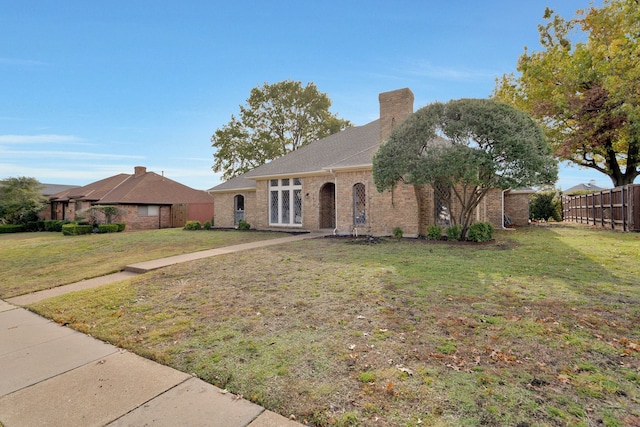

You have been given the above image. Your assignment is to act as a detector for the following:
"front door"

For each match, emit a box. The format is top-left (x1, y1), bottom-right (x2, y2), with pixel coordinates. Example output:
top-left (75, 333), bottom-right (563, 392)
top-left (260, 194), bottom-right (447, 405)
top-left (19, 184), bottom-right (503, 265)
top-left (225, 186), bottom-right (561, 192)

top-left (319, 183), bottom-right (335, 229)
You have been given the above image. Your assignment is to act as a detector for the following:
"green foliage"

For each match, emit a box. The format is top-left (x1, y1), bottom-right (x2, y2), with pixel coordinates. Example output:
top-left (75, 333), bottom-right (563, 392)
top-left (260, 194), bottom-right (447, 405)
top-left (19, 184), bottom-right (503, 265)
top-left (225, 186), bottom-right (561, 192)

top-left (0, 224), bottom-right (25, 233)
top-left (25, 221), bottom-right (45, 232)
top-left (203, 221), bottom-right (211, 229)
top-left (467, 222), bottom-right (494, 242)
top-left (446, 224), bottom-right (463, 241)
top-left (493, 0), bottom-right (640, 186)
top-left (89, 205), bottom-right (122, 224)
top-left (392, 227), bottom-right (403, 239)
top-left (358, 371), bottom-right (376, 383)
top-left (237, 220), bottom-right (250, 230)
top-left (114, 223), bottom-right (126, 232)
top-left (184, 221), bottom-right (202, 230)
top-left (62, 223), bottom-right (93, 236)
top-left (44, 220), bottom-right (68, 232)
top-left (426, 224), bottom-right (442, 240)
top-left (530, 191), bottom-right (562, 221)
top-left (373, 98), bottom-right (557, 239)
top-left (211, 80), bottom-right (352, 180)
top-left (0, 176), bottom-right (47, 224)
top-left (97, 224), bottom-right (119, 233)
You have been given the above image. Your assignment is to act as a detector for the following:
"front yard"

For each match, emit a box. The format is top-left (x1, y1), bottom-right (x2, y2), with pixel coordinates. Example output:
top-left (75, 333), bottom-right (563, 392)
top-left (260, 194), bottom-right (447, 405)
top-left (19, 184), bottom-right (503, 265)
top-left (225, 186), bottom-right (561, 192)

top-left (0, 228), bottom-right (283, 298)
top-left (13, 225), bottom-right (640, 426)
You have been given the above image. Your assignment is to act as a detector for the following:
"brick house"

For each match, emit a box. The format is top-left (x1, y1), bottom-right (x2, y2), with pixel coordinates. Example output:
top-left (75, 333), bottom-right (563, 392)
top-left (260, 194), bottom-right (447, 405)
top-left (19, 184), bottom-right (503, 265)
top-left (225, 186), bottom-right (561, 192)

top-left (208, 88), bottom-right (532, 236)
top-left (49, 167), bottom-right (214, 230)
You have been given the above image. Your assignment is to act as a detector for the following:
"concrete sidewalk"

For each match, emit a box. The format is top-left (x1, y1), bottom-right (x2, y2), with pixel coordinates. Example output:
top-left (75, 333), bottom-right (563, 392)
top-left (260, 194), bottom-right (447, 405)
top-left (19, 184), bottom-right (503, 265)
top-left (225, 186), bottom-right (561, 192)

top-left (1, 232), bottom-right (327, 426)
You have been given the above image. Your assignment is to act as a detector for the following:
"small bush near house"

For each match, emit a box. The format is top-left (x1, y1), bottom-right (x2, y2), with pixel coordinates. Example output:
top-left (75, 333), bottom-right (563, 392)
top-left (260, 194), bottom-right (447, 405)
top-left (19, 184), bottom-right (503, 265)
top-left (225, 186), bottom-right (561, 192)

top-left (426, 224), bottom-right (442, 240)
top-left (62, 223), bottom-right (93, 236)
top-left (203, 221), bottom-right (211, 230)
top-left (184, 221), bottom-right (202, 230)
top-left (0, 224), bottom-right (25, 233)
top-left (44, 220), bottom-right (68, 232)
top-left (237, 220), bottom-right (251, 230)
top-left (97, 224), bottom-right (119, 233)
top-left (446, 224), bottom-right (463, 241)
top-left (530, 191), bottom-right (562, 222)
top-left (467, 222), bottom-right (494, 242)
top-left (25, 221), bottom-right (45, 232)
top-left (115, 223), bottom-right (126, 232)
top-left (392, 227), bottom-right (403, 239)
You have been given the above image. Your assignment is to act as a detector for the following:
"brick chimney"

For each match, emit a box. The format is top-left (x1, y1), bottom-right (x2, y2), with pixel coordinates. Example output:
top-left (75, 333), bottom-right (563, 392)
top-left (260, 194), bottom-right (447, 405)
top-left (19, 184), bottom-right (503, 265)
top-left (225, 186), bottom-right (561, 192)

top-left (134, 166), bottom-right (147, 177)
top-left (379, 88), bottom-right (414, 142)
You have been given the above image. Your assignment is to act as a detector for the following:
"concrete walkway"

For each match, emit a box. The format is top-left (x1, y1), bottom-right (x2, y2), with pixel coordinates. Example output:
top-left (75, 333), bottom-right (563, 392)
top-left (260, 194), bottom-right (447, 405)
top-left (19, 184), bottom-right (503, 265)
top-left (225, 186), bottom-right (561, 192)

top-left (1, 232), bottom-right (327, 426)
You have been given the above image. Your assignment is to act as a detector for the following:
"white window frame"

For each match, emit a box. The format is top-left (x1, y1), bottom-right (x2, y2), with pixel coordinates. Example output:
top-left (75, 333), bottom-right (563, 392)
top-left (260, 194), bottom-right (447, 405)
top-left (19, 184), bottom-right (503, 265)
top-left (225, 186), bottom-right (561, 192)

top-left (138, 205), bottom-right (159, 216)
top-left (269, 178), bottom-right (302, 227)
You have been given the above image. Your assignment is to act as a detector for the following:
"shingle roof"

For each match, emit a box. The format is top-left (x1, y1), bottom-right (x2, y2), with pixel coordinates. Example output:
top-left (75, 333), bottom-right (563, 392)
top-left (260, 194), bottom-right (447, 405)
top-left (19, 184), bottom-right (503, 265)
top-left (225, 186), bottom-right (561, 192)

top-left (564, 182), bottom-right (605, 193)
top-left (40, 183), bottom-right (80, 197)
top-left (51, 169), bottom-right (213, 204)
top-left (208, 120), bottom-right (381, 192)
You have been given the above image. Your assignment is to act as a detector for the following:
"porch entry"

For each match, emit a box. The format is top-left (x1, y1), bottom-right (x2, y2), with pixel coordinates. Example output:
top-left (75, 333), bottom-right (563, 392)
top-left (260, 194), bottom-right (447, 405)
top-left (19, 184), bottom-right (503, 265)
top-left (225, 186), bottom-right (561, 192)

top-left (319, 183), bottom-right (335, 228)
top-left (234, 195), bottom-right (245, 224)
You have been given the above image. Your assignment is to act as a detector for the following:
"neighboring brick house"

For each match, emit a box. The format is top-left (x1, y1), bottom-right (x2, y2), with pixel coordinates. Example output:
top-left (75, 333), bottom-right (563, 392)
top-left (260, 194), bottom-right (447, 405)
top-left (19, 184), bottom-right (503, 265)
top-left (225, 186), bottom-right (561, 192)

top-left (208, 88), bottom-right (532, 236)
top-left (49, 167), bottom-right (214, 230)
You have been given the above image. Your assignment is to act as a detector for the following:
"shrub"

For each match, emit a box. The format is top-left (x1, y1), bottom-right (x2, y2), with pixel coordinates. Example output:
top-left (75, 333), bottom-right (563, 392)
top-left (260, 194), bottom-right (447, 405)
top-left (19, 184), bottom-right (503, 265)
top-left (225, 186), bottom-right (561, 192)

top-left (62, 223), bottom-right (93, 236)
top-left (426, 224), bottom-right (442, 240)
top-left (0, 224), bottom-right (25, 233)
top-left (203, 221), bottom-right (211, 229)
top-left (184, 220), bottom-right (202, 230)
top-left (25, 221), bottom-right (40, 232)
top-left (530, 191), bottom-right (562, 222)
top-left (114, 222), bottom-right (126, 232)
top-left (44, 220), bottom-right (67, 232)
top-left (467, 222), bottom-right (494, 242)
top-left (392, 227), bottom-right (403, 239)
top-left (446, 224), bottom-right (463, 241)
top-left (237, 220), bottom-right (251, 230)
top-left (97, 224), bottom-right (119, 233)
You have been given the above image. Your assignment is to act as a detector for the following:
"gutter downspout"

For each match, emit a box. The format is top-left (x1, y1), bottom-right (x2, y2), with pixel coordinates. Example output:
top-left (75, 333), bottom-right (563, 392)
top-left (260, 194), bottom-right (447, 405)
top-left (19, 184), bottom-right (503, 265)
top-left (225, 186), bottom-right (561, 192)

top-left (330, 169), bottom-right (338, 235)
top-left (502, 188), bottom-right (515, 230)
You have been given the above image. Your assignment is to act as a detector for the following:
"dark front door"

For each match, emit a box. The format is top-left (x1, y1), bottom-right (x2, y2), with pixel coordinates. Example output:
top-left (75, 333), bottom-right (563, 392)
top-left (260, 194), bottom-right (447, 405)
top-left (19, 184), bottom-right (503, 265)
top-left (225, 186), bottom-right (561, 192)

top-left (319, 183), bottom-right (335, 229)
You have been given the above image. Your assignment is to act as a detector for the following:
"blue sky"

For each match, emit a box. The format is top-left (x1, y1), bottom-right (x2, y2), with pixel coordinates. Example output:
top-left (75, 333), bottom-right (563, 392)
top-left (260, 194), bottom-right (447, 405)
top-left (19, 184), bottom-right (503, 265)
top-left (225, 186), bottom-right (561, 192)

top-left (1, 1), bottom-right (609, 191)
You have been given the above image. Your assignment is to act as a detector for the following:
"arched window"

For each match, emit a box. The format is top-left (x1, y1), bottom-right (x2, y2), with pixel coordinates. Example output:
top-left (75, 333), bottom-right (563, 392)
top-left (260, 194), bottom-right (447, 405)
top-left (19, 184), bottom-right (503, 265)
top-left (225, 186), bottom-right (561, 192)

top-left (234, 194), bottom-right (245, 224)
top-left (353, 183), bottom-right (366, 225)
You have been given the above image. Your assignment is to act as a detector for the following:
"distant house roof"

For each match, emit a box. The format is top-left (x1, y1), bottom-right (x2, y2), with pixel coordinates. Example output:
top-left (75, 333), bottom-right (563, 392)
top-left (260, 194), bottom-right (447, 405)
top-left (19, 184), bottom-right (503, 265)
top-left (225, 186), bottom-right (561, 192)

top-left (51, 167), bottom-right (213, 204)
top-left (40, 183), bottom-right (80, 197)
top-left (564, 180), bottom-right (605, 194)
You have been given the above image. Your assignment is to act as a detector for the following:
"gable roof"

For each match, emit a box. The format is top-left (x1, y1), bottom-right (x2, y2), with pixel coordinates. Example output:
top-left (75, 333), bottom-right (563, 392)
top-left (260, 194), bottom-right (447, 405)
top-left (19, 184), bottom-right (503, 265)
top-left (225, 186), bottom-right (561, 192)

top-left (564, 181), bottom-right (605, 194)
top-left (208, 120), bottom-right (381, 192)
top-left (51, 168), bottom-right (213, 204)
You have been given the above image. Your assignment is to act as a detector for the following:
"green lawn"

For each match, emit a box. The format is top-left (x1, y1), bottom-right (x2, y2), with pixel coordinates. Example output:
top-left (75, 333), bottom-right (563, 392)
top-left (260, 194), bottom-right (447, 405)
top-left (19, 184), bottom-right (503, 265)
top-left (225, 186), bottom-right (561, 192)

top-left (19, 224), bottom-right (640, 426)
top-left (0, 229), bottom-right (284, 298)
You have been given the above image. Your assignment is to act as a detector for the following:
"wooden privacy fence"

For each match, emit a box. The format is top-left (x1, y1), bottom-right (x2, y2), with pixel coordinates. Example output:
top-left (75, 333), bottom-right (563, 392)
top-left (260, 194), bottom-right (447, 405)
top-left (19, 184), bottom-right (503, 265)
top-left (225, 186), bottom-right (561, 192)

top-left (561, 184), bottom-right (640, 232)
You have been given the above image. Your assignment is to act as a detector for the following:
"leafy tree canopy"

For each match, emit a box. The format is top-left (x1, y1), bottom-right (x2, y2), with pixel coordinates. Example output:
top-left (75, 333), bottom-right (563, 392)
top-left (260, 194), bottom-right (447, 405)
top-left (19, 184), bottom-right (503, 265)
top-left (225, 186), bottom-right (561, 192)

top-left (493, 0), bottom-right (640, 186)
top-left (373, 98), bottom-right (557, 237)
top-left (212, 80), bottom-right (352, 180)
top-left (0, 177), bottom-right (46, 224)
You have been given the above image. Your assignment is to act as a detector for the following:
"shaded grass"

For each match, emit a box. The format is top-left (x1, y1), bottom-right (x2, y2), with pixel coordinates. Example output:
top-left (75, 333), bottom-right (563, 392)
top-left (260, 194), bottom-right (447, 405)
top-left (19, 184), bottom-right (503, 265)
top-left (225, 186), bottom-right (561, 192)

top-left (0, 229), bottom-right (283, 298)
top-left (28, 224), bottom-right (640, 426)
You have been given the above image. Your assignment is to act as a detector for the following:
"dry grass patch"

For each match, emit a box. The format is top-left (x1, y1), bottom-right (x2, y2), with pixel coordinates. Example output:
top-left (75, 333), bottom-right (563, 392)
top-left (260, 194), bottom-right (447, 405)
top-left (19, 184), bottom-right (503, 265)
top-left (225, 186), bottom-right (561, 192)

top-left (0, 229), bottom-right (284, 298)
top-left (30, 224), bottom-right (640, 426)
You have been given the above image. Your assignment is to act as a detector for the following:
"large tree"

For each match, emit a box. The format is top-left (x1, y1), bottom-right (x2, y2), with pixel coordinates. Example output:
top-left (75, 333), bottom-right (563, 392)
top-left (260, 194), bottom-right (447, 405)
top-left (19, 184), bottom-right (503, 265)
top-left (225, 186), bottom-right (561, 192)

top-left (372, 99), bottom-right (558, 238)
top-left (0, 177), bottom-right (46, 224)
top-left (493, 0), bottom-right (640, 186)
top-left (212, 80), bottom-right (351, 180)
